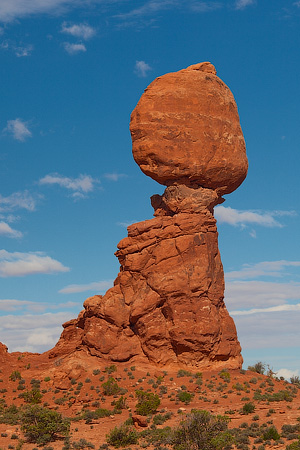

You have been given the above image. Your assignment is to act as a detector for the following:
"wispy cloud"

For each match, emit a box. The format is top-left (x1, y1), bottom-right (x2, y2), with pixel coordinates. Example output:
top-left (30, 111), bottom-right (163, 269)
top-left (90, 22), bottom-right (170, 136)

top-left (115, 0), bottom-right (178, 20)
top-left (1, 41), bottom-right (33, 57)
top-left (189, 1), bottom-right (222, 12)
top-left (0, 191), bottom-right (37, 212)
top-left (231, 302), bottom-right (300, 316)
top-left (0, 250), bottom-right (69, 277)
top-left (0, 298), bottom-right (80, 313)
top-left (294, 1), bottom-right (300, 7)
top-left (235, 0), bottom-right (256, 10)
top-left (225, 260), bottom-right (300, 281)
top-left (59, 279), bottom-right (113, 294)
top-left (63, 42), bottom-right (86, 54)
top-left (39, 173), bottom-right (100, 198)
top-left (61, 22), bottom-right (96, 40)
top-left (134, 60), bottom-right (152, 77)
top-left (215, 205), bottom-right (295, 229)
top-left (0, 221), bottom-right (22, 238)
top-left (0, 0), bottom-right (103, 22)
top-left (3, 118), bottom-right (32, 141)
top-left (104, 173), bottom-right (127, 182)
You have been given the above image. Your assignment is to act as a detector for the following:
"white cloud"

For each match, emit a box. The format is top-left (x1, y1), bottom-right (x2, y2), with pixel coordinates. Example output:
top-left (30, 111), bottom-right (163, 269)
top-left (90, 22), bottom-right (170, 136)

top-left (115, 0), bottom-right (178, 20)
top-left (233, 310), bottom-right (300, 350)
top-left (39, 173), bottom-right (100, 198)
top-left (104, 173), bottom-right (127, 181)
top-left (0, 250), bottom-right (69, 277)
top-left (276, 368), bottom-right (299, 381)
top-left (214, 205), bottom-right (296, 228)
top-left (61, 22), bottom-right (96, 40)
top-left (0, 312), bottom-right (71, 352)
top-left (0, 299), bottom-right (44, 312)
top-left (15, 43), bottom-right (33, 57)
top-left (235, 0), bottom-right (255, 10)
top-left (225, 280), bottom-right (300, 310)
top-left (0, 40), bottom-right (33, 57)
top-left (0, 221), bottom-right (22, 238)
top-left (231, 302), bottom-right (300, 316)
top-left (63, 42), bottom-right (86, 54)
top-left (135, 60), bottom-right (152, 77)
top-left (225, 260), bottom-right (300, 281)
top-left (59, 279), bottom-right (113, 294)
top-left (0, 191), bottom-right (37, 212)
top-left (117, 220), bottom-right (138, 228)
top-left (0, 0), bottom-right (103, 22)
top-left (294, 1), bottom-right (300, 7)
top-left (4, 118), bottom-right (32, 141)
top-left (189, 1), bottom-right (222, 12)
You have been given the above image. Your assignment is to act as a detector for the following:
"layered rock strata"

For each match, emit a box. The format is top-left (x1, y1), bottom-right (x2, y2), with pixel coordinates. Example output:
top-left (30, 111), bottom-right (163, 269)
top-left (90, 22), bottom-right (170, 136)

top-left (50, 62), bottom-right (246, 369)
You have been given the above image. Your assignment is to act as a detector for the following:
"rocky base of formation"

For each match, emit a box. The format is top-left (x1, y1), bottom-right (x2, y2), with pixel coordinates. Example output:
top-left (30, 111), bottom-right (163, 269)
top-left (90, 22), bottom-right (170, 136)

top-left (49, 185), bottom-right (242, 370)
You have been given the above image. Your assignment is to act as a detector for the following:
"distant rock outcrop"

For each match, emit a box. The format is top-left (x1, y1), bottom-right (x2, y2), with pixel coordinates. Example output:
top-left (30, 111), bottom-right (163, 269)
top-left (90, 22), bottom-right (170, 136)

top-left (50, 62), bottom-right (247, 370)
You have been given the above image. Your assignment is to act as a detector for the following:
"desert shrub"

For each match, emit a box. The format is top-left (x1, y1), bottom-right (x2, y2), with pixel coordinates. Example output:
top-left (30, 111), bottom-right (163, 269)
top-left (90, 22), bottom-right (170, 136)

top-left (286, 441), bottom-right (300, 450)
top-left (102, 377), bottom-right (120, 396)
top-left (290, 376), bottom-right (300, 386)
top-left (177, 391), bottom-right (194, 404)
top-left (9, 371), bottom-right (22, 381)
top-left (106, 423), bottom-right (138, 447)
top-left (72, 438), bottom-right (95, 449)
top-left (104, 365), bottom-right (117, 374)
top-left (171, 409), bottom-right (233, 450)
top-left (0, 404), bottom-right (21, 424)
top-left (242, 402), bottom-right (255, 415)
top-left (248, 362), bottom-right (266, 375)
top-left (219, 370), bottom-right (230, 383)
top-left (112, 396), bottom-right (127, 411)
top-left (177, 370), bottom-right (192, 378)
top-left (21, 405), bottom-right (70, 444)
top-left (30, 379), bottom-right (41, 389)
top-left (153, 412), bottom-right (172, 425)
top-left (262, 425), bottom-right (280, 441)
top-left (19, 388), bottom-right (42, 404)
top-left (135, 390), bottom-right (160, 415)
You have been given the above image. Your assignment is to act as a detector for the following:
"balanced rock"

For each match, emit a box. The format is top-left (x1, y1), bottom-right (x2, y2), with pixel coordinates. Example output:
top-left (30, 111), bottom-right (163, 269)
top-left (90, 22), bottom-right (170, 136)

top-left (130, 62), bottom-right (248, 195)
top-left (50, 62), bottom-right (246, 370)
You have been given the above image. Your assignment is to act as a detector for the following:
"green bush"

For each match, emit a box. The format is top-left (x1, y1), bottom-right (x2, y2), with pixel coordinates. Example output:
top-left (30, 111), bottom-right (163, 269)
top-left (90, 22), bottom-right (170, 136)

top-left (19, 388), bottom-right (42, 404)
top-left (262, 425), bottom-right (280, 441)
top-left (102, 377), bottom-right (120, 396)
top-left (248, 362), bottom-right (265, 375)
top-left (177, 391), bottom-right (194, 404)
top-left (9, 371), bottom-right (22, 381)
top-left (219, 370), bottom-right (231, 383)
top-left (0, 404), bottom-right (21, 425)
top-left (21, 405), bottom-right (70, 444)
top-left (135, 390), bottom-right (160, 416)
top-left (242, 402), bottom-right (255, 415)
top-left (106, 423), bottom-right (138, 448)
top-left (172, 409), bottom-right (233, 450)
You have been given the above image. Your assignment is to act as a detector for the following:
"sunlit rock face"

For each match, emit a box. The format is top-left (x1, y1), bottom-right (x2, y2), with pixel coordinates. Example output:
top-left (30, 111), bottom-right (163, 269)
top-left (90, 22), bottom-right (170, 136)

top-left (50, 63), bottom-right (246, 370)
top-left (130, 62), bottom-right (248, 195)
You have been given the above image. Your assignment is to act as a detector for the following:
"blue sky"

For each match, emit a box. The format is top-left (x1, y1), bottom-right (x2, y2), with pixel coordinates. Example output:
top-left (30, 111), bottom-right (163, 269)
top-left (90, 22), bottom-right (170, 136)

top-left (0, 0), bottom-right (299, 379)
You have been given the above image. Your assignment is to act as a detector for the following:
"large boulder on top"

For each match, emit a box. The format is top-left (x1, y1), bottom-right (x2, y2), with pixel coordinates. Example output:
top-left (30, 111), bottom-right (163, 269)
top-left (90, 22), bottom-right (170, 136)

top-left (130, 62), bottom-right (248, 195)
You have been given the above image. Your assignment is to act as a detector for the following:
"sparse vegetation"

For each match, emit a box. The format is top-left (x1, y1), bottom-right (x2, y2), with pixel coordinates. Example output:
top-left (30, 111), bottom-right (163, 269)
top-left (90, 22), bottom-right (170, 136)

top-left (21, 405), bottom-right (70, 444)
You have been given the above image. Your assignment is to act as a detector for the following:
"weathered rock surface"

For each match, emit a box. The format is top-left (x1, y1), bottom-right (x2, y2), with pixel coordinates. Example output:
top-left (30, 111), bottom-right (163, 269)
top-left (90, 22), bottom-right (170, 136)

top-left (130, 62), bottom-right (248, 195)
top-left (50, 205), bottom-right (242, 369)
top-left (49, 62), bottom-right (246, 370)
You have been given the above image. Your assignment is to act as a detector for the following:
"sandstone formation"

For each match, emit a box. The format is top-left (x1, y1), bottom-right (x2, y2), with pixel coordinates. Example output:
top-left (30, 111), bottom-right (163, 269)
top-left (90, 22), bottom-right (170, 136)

top-left (130, 62), bottom-right (248, 195)
top-left (50, 62), bottom-right (246, 370)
